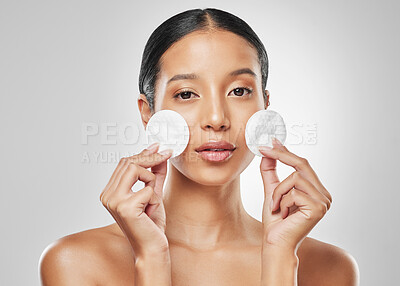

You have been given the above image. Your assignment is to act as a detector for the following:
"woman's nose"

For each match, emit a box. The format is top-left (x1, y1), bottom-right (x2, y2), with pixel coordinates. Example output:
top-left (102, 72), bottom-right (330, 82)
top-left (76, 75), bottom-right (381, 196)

top-left (200, 95), bottom-right (230, 131)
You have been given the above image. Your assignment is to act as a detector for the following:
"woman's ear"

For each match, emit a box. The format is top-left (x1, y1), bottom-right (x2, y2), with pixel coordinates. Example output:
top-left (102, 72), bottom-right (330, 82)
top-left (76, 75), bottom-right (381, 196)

top-left (264, 89), bottom-right (270, 109)
top-left (137, 94), bottom-right (152, 130)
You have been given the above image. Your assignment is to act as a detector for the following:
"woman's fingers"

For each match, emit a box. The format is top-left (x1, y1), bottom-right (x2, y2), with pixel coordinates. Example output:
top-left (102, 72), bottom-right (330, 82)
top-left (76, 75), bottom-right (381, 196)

top-left (101, 158), bottom-right (131, 207)
top-left (279, 188), bottom-right (328, 220)
top-left (116, 185), bottom-right (160, 218)
top-left (100, 145), bottom-right (156, 202)
top-left (131, 150), bottom-right (172, 198)
top-left (117, 163), bottom-right (155, 196)
top-left (259, 152), bottom-right (279, 200)
top-left (107, 162), bottom-right (163, 215)
top-left (131, 151), bottom-right (172, 168)
top-left (100, 157), bottom-right (128, 202)
top-left (271, 171), bottom-right (331, 212)
top-left (107, 162), bottom-right (162, 211)
top-left (150, 159), bottom-right (169, 198)
top-left (259, 139), bottom-right (332, 204)
top-left (104, 144), bottom-right (159, 193)
top-left (100, 146), bottom-right (171, 208)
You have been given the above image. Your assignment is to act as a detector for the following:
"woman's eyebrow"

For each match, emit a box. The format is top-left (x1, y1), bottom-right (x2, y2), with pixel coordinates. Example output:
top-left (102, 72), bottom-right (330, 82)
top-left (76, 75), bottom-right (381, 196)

top-left (167, 68), bottom-right (257, 85)
top-left (229, 68), bottom-right (257, 78)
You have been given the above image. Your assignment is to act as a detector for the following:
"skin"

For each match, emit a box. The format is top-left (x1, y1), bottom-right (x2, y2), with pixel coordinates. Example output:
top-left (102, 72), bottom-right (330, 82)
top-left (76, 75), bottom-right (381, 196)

top-left (39, 30), bottom-right (359, 285)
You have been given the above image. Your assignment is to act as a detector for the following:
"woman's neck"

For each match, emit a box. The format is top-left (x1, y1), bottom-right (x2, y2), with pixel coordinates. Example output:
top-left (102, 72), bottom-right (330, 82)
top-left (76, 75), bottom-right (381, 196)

top-left (163, 162), bottom-right (256, 250)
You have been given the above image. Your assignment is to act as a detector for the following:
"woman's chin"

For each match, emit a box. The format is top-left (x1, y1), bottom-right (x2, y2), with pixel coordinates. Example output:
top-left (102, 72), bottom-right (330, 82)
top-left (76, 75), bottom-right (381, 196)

top-left (174, 161), bottom-right (242, 186)
top-left (189, 173), bottom-right (237, 186)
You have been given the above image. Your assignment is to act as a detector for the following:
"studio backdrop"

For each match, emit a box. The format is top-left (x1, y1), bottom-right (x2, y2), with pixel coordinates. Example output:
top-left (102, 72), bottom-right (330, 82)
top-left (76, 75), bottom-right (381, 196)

top-left (0, 0), bottom-right (399, 285)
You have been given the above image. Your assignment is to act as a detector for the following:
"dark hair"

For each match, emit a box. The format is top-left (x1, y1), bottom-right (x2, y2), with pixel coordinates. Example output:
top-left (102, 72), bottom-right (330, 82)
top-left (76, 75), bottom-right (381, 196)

top-left (138, 8), bottom-right (269, 113)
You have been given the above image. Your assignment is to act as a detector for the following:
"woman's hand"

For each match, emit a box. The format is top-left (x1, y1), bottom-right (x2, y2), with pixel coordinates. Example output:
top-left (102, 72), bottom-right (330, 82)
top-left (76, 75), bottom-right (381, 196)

top-left (99, 142), bottom-right (173, 258)
top-left (259, 137), bottom-right (332, 252)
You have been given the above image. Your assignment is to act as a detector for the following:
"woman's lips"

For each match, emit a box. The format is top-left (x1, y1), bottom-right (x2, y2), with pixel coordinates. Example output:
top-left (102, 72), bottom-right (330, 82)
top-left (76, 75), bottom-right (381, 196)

top-left (196, 149), bottom-right (235, 162)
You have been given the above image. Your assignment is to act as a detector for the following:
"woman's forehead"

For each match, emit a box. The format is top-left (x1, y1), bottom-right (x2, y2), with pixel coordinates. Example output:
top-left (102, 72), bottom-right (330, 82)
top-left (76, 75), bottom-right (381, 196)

top-left (158, 30), bottom-right (261, 83)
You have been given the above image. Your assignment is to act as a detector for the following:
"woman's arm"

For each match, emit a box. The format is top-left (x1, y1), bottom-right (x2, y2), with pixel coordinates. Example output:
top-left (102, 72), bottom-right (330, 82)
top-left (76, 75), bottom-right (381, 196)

top-left (260, 246), bottom-right (298, 286)
top-left (100, 144), bottom-right (173, 285)
top-left (134, 251), bottom-right (172, 286)
top-left (259, 137), bottom-right (333, 285)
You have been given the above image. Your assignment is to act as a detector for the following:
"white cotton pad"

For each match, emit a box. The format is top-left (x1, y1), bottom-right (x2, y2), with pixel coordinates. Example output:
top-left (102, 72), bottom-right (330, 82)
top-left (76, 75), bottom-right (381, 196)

top-left (145, 109), bottom-right (190, 158)
top-left (245, 109), bottom-right (287, 157)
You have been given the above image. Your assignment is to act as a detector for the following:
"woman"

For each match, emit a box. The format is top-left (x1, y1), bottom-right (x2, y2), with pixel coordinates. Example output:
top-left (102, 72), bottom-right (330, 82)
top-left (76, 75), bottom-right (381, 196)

top-left (40, 8), bottom-right (359, 285)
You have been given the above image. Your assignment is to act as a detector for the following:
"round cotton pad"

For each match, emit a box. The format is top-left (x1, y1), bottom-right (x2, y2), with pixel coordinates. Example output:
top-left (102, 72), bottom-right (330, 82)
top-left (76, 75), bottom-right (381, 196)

top-left (245, 109), bottom-right (287, 157)
top-left (145, 109), bottom-right (189, 158)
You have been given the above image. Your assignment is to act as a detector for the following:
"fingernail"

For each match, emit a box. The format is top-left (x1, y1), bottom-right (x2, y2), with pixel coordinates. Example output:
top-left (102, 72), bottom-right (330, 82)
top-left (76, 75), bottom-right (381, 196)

top-left (159, 149), bottom-right (173, 156)
top-left (270, 199), bottom-right (274, 211)
top-left (146, 142), bottom-right (159, 152)
top-left (272, 137), bottom-right (283, 146)
top-left (259, 146), bottom-right (273, 152)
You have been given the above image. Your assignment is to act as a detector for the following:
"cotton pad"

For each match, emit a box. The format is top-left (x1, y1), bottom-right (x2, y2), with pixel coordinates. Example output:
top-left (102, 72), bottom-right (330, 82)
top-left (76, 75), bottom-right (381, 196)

top-left (145, 109), bottom-right (189, 158)
top-left (245, 109), bottom-right (287, 157)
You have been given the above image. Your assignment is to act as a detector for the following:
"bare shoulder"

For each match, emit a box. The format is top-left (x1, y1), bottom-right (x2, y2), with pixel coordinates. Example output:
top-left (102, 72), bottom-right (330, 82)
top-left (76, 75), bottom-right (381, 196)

top-left (297, 237), bottom-right (360, 286)
top-left (39, 224), bottom-right (133, 286)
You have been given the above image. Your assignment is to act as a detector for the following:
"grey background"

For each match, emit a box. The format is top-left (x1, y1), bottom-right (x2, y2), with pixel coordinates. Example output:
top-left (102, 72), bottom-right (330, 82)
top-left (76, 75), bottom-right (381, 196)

top-left (1, 0), bottom-right (399, 285)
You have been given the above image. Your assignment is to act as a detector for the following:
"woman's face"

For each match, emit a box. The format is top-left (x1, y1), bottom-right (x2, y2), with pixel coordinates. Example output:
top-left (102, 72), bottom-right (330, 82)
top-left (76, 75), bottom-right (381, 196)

top-left (147, 30), bottom-right (268, 186)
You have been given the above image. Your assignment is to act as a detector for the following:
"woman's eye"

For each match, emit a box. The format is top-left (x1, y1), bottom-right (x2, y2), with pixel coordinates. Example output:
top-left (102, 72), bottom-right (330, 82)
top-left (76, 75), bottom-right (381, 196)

top-left (230, 87), bottom-right (253, 97)
top-left (173, 87), bottom-right (253, 100)
top-left (173, 90), bottom-right (196, 100)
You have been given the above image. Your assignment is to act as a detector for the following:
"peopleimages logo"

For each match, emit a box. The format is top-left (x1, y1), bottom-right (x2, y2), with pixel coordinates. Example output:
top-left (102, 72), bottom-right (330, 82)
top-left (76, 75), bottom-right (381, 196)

top-left (80, 121), bottom-right (318, 164)
top-left (81, 122), bottom-right (142, 145)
